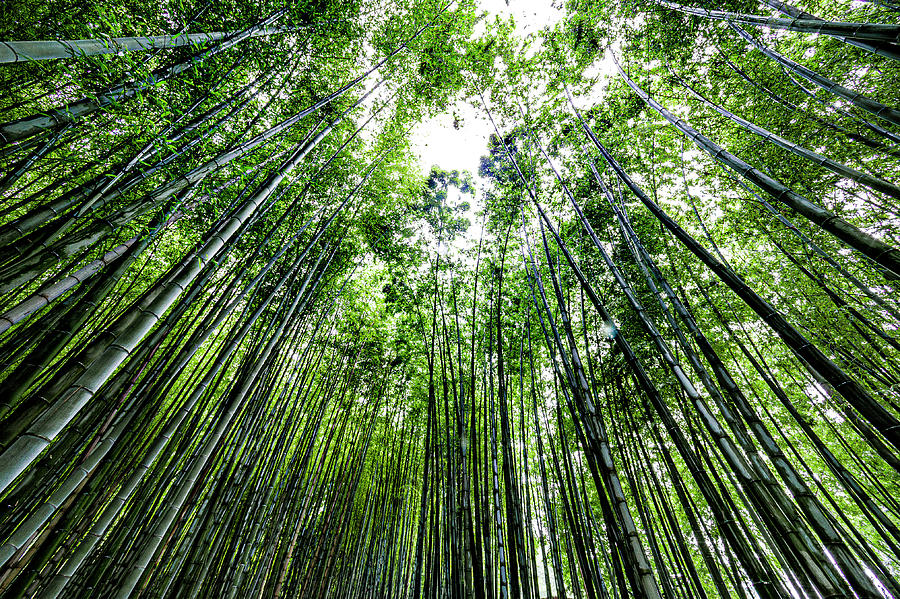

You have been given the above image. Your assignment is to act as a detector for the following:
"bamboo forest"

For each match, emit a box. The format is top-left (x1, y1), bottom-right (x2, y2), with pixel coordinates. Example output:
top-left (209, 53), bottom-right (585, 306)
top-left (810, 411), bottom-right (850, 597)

top-left (3, 0), bottom-right (900, 596)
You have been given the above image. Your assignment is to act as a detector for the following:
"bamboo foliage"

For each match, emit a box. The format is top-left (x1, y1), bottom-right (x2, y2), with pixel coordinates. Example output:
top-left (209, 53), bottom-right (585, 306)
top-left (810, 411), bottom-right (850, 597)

top-left (0, 0), bottom-right (899, 597)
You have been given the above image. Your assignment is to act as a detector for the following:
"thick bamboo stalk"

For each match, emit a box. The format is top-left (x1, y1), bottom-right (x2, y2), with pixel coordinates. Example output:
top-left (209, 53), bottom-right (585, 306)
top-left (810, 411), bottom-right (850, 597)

top-left (761, 0), bottom-right (900, 61)
top-left (0, 29), bottom-right (282, 64)
top-left (732, 24), bottom-right (900, 128)
top-left (613, 55), bottom-right (900, 280)
top-left (0, 236), bottom-right (139, 334)
top-left (674, 72), bottom-right (900, 201)
top-left (657, 0), bottom-right (900, 43)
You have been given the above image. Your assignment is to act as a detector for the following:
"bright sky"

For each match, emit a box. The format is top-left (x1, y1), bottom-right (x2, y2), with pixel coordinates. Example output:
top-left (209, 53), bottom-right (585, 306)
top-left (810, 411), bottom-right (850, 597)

top-left (409, 0), bottom-right (566, 179)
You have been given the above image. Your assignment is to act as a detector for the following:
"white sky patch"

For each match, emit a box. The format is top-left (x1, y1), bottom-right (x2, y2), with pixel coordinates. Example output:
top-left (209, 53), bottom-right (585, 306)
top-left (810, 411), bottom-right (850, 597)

top-left (410, 0), bottom-right (566, 179)
top-left (410, 105), bottom-right (491, 179)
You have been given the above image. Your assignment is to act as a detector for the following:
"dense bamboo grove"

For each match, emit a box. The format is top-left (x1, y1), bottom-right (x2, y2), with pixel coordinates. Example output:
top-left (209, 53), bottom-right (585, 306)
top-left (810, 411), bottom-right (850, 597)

top-left (0, 0), bottom-right (899, 597)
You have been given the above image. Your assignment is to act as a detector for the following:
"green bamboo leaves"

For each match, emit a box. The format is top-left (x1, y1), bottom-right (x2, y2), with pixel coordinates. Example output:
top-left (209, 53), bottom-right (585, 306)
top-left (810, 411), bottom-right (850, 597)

top-left (1, 0), bottom-right (899, 597)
